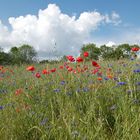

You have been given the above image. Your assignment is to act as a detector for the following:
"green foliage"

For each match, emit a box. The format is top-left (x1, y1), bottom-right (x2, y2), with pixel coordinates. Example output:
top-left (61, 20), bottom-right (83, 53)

top-left (0, 51), bottom-right (12, 65)
top-left (81, 43), bottom-right (101, 60)
top-left (0, 43), bottom-right (140, 65)
top-left (9, 44), bottom-right (37, 65)
top-left (100, 45), bottom-right (115, 60)
top-left (19, 44), bottom-right (37, 63)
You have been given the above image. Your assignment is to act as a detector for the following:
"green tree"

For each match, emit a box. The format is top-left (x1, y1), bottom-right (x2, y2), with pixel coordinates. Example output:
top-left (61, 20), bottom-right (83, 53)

top-left (0, 48), bottom-right (11, 65)
top-left (117, 44), bottom-right (132, 58)
top-left (100, 45), bottom-right (115, 60)
top-left (10, 44), bottom-right (37, 64)
top-left (10, 47), bottom-right (21, 64)
top-left (19, 44), bottom-right (37, 63)
top-left (81, 43), bottom-right (101, 60)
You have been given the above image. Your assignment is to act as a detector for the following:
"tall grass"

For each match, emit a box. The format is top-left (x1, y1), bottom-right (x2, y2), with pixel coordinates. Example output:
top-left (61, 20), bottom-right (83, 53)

top-left (0, 60), bottom-right (140, 140)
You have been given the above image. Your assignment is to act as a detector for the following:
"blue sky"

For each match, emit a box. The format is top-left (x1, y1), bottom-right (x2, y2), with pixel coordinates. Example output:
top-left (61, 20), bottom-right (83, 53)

top-left (0, 0), bottom-right (139, 26)
top-left (0, 0), bottom-right (140, 58)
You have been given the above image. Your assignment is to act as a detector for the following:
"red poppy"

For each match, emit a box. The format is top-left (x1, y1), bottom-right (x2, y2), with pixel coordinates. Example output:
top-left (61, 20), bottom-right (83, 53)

top-left (66, 56), bottom-right (75, 62)
top-left (131, 47), bottom-right (140, 52)
top-left (107, 75), bottom-right (113, 79)
top-left (67, 67), bottom-right (73, 72)
top-left (84, 52), bottom-right (89, 57)
top-left (42, 69), bottom-right (49, 74)
top-left (35, 72), bottom-right (41, 78)
top-left (26, 66), bottom-right (35, 71)
top-left (92, 69), bottom-right (99, 74)
top-left (97, 77), bottom-right (102, 81)
top-left (92, 61), bottom-right (100, 67)
top-left (73, 70), bottom-right (77, 74)
top-left (50, 68), bottom-right (56, 73)
top-left (66, 65), bottom-right (69, 69)
top-left (76, 57), bottom-right (83, 62)
top-left (59, 66), bottom-right (64, 69)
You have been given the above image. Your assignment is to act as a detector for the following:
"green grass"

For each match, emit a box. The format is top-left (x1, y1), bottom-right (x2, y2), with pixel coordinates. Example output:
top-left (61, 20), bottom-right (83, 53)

top-left (0, 60), bottom-right (140, 140)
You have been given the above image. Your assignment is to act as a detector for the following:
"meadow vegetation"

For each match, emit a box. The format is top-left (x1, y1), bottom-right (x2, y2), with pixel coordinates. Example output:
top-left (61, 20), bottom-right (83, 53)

top-left (0, 57), bottom-right (140, 140)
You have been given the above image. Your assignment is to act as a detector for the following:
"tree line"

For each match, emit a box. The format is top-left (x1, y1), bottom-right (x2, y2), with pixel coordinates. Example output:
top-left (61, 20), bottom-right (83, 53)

top-left (0, 43), bottom-right (139, 65)
top-left (0, 44), bottom-right (37, 65)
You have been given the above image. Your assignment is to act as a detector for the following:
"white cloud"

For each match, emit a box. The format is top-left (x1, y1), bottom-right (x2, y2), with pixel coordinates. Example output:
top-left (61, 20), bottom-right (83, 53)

top-left (0, 4), bottom-right (121, 59)
top-left (104, 11), bottom-right (121, 25)
top-left (106, 41), bottom-right (116, 47)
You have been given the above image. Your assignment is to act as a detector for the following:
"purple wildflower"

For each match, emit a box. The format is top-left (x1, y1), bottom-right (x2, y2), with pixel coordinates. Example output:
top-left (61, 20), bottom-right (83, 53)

top-left (117, 82), bottom-right (126, 85)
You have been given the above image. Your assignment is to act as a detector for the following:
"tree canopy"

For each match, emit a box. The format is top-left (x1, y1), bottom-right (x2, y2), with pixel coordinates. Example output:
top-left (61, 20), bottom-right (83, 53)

top-left (0, 43), bottom-right (140, 65)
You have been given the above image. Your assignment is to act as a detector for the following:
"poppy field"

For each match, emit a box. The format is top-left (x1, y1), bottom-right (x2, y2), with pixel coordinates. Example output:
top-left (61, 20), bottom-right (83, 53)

top-left (1, 53), bottom-right (140, 140)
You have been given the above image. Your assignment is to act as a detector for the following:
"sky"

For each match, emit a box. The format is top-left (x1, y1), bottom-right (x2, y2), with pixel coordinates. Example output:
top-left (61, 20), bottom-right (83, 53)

top-left (0, 0), bottom-right (140, 59)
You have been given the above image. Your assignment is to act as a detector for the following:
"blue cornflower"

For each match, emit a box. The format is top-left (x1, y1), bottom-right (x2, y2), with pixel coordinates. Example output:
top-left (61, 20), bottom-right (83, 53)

top-left (130, 58), bottom-right (134, 60)
top-left (0, 106), bottom-right (4, 110)
top-left (117, 82), bottom-right (126, 85)
top-left (136, 82), bottom-right (140, 86)
top-left (104, 77), bottom-right (109, 80)
top-left (53, 89), bottom-right (60, 93)
top-left (114, 77), bottom-right (118, 81)
top-left (60, 81), bottom-right (66, 85)
top-left (133, 69), bottom-right (140, 73)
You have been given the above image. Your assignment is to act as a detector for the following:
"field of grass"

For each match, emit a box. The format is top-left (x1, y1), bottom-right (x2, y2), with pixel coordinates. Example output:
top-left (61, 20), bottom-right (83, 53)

top-left (0, 60), bottom-right (140, 140)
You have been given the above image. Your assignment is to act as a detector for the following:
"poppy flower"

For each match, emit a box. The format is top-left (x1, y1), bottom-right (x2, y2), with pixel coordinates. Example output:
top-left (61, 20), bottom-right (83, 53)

top-left (107, 75), bottom-right (113, 79)
top-left (42, 69), bottom-right (48, 74)
top-left (50, 68), bottom-right (56, 73)
top-left (131, 47), bottom-right (140, 52)
top-left (73, 70), bottom-right (77, 74)
top-left (26, 66), bottom-right (35, 71)
top-left (35, 72), bottom-right (41, 78)
top-left (67, 67), bottom-right (73, 72)
top-left (97, 77), bottom-right (102, 81)
top-left (92, 69), bottom-right (99, 74)
top-left (92, 61), bottom-right (100, 67)
top-left (59, 66), bottom-right (64, 69)
top-left (76, 57), bottom-right (83, 63)
top-left (66, 56), bottom-right (75, 62)
top-left (84, 52), bottom-right (89, 57)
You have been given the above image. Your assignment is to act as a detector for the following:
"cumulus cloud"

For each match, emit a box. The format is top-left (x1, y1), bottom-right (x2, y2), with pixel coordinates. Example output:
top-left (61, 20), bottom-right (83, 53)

top-left (0, 4), bottom-right (121, 59)
top-left (106, 41), bottom-right (116, 47)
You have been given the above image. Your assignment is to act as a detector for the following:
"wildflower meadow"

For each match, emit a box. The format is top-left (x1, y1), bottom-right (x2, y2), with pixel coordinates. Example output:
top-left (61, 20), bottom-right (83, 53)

top-left (1, 49), bottom-right (140, 140)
